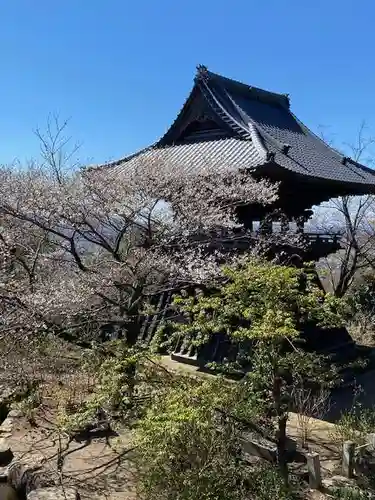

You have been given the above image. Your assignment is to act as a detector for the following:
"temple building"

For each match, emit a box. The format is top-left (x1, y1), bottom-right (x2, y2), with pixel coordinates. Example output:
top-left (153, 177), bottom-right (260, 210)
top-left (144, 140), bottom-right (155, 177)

top-left (109, 65), bottom-right (375, 260)
top-left (106, 66), bottom-right (375, 373)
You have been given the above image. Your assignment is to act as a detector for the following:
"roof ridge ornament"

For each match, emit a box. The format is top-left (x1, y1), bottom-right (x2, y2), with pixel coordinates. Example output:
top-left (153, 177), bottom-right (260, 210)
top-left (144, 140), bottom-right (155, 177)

top-left (196, 64), bottom-right (209, 82)
top-left (342, 156), bottom-right (349, 165)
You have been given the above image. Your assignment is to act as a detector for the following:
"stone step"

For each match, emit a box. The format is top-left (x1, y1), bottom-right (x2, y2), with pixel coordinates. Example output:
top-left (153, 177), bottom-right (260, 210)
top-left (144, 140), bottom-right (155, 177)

top-left (27, 487), bottom-right (80, 499)
top-left (171, 352), bottom-right (198, 366)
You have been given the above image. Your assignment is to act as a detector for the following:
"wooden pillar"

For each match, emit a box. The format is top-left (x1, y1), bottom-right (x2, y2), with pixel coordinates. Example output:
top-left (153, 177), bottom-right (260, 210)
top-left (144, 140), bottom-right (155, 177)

top-left (260, 218), bottom-right (272, 234)
top-left (280, 219), bottom-right (290, 233)
top-left (342, 441), bottom-right (355, 478)
top-left (306, 452), bottom-right (322, 490)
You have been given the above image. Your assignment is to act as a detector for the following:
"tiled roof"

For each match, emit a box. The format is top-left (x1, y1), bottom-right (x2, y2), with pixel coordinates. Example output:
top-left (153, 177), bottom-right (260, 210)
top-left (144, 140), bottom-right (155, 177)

top-left (195, 68), bottom-right (375, 187)
top-left (113, 137), bottom-right (266, 176)
top-left (107, 66), bottom-right (375, 191)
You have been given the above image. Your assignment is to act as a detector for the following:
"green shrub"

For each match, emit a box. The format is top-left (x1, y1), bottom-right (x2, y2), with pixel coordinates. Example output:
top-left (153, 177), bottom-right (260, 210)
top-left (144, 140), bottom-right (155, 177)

top-left (331, 486), bottom-right (373, 499)
top-left (134, 377), bottom-right (245, 500)
top-left (248, 465), bottom-right (302, 500)
top-left (56, 341), bottom-right (171, 434)
top-left (134, 374), bottom-right (306, 500)
top-left (330, 400), bottom-right (375, 449)
top-left (349, 274), bottom-right (375, 319)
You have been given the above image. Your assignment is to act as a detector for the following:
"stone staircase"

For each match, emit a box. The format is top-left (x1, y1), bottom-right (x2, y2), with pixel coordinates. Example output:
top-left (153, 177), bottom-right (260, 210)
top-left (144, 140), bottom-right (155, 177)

top-left (170, 325), bottom-right (375, 389)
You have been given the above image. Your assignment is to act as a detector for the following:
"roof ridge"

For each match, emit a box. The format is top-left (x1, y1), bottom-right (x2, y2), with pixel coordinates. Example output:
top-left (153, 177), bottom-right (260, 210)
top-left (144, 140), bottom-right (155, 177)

top-left (196, 65), bottom-right (290, 109)
top-left (221, 88), bottom-right (290, 156)
top-left (197, 78), bottom-right (251, 139)
top-left (197, 78), bottom-right (276, 164)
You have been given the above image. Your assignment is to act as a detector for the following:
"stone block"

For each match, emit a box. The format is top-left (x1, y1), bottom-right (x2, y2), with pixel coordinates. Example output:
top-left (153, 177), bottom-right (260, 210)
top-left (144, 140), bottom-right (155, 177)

top-left (342, 440), bottom-right (355, 478)
top-left (306, 452), bottom-right (322, 490)
top-left (322, 475), bottom-right (357, 489)
top-left (322, 476), bottom-right (375, 499)
top-left (239, 436), bottom-right (277, 462)
top-left (27, 487), bottom-right (80, 499)
top-left (367, 433), bottom-right (375, 450)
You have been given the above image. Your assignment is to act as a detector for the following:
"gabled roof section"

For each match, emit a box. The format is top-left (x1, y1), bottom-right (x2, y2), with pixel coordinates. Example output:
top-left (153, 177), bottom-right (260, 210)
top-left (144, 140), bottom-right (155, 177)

top-left (107, 65), bottom-right (375, 192)
top-left (185, 65), bottom-right (375, 188)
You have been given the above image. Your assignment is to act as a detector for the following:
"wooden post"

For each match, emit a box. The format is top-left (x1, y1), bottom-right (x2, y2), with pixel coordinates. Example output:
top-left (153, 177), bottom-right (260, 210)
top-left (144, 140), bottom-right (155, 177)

top-left (342, 441), bottom-right (355, 478)
top-left (306, 452), bottom-right (322, 490)
top-left (260, 218), bottom-right (272, 234)
top-left (367, 433), bottom-right (375, 450)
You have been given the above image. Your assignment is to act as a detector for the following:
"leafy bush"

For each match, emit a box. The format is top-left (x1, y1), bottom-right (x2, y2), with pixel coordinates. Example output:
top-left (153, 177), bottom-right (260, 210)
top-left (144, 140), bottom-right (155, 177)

top-left (168, 258), bottom-right (343, 480)
top-left (331, 486), bottom-right (373, 499)
top-left (134, 374), bottom-right (305, 500)
top-left (349, 274), bottom-right (375, 319)
top-left (172, 259), bottom-right (346, 347)
top-left (134, 374), bottom-right (280, 500)
top-left (14, 386), bottom-right (41, 424)
top-left (56, 341), bottom-right (171, 434)
top-left (248, 465), bottom-right (302, 500)
top-left (330, 394), bottom-right (375, 448)
top-left (134, 377), bottom-right (243, 500)
top-left (345, 274), bottom-right (375, 345)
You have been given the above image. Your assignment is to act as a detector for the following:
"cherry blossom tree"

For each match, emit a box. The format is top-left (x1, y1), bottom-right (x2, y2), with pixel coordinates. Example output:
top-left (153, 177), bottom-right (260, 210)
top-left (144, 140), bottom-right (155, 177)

top-left (0, 118), bottom-right (278, 348)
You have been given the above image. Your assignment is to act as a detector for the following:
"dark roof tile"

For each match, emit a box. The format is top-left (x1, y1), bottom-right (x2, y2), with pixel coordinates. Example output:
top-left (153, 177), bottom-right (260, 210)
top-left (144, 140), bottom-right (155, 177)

top-left (108, 66), bottom-right (375, 192)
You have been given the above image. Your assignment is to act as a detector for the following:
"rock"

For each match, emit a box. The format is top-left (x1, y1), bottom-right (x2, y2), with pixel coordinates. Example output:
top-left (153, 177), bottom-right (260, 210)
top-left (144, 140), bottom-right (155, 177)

top-left (27, 487), bottom-right (80, 499)
top-left (0, 439), bottom-right (13, 466)
top-left (8, 455), bottom-right (47, 494)
top-left (0, 388), bottom-right (15, 402)
top-left (355, 448), bottom-right (375, 475)
top-left (322, 475), bottom-right (375, 499)
top-left (0, 465), bottom-right (9, 481)
top-left (0, 418), bottom-right (14, 437)
top-left (322, 475), bottom-right (356, 489)
top-left (7, 409), bottom-right (22, 419)
top-left (239, 436), bottom-right (276, 462)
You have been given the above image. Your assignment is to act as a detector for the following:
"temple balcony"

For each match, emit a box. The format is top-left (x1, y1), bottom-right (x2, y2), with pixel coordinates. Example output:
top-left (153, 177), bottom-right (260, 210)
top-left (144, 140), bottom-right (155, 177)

top-left (304, 232), bottom-right (341, 260)
top-left (209, 223), bottom-right (342, 262)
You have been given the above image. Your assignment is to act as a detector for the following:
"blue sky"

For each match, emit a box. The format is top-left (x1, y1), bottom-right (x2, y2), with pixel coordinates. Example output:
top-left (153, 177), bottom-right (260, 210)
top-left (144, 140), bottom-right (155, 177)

top-left (1, 0), bottom-right (375, 166)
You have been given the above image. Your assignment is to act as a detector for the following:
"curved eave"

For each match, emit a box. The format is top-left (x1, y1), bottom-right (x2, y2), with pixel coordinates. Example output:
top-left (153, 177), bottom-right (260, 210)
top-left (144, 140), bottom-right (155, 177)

top-left (257, 161), bottom-right (375, 197)
top-left (96, 144), bottom-right (156, 170)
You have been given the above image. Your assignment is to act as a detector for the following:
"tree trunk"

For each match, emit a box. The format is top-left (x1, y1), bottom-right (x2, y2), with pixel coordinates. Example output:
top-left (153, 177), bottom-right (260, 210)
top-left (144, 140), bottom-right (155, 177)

top-left (277, 414), bottom-right (289, 482)
top-left (273, 374), bottom-right (289, 483)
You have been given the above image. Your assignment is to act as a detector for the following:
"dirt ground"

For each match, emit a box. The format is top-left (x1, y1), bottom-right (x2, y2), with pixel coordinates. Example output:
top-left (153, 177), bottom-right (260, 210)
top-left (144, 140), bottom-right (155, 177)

top-left (1, 355), bottom-right (359, 499)
top-left (6, 409), bottom-right (137, 500)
